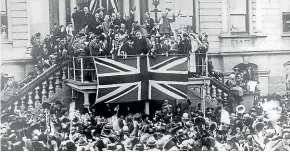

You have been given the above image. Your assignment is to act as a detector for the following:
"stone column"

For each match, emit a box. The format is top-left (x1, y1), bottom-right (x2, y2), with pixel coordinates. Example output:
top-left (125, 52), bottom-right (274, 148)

top-left (70, 0), bottom-right (77, 12)
top-left (83, 92), bottom-right (90, 108)
top-left (59, 0), bottom-right (67, 26)
top-left (123, 0), bottom-right (130, 15)
top-left (133, 0), bottom-right (140, 23)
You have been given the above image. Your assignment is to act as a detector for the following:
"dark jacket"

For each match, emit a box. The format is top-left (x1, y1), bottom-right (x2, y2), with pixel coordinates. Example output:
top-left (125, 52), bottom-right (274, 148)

top-left (113, 18), bottom-right (124, 26)
top-left (144, 18), bottom-right (155, 33)
top-left (178, 38), bottom-right (191, 54)
top-left (82, 13), bottom-right (93, 28)
top-left (133, 37), bottom-right (147, 55)
top-left (123, 13), bottom-right (135, 33)
top-left (90, 18), bottom-right (103, 34)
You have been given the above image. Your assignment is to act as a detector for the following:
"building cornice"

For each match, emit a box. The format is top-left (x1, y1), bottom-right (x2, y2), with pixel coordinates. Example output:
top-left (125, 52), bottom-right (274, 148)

top-left (209, 49), bottom-right (290, 56)
top-left (1, 58), bottom-right (32, 65)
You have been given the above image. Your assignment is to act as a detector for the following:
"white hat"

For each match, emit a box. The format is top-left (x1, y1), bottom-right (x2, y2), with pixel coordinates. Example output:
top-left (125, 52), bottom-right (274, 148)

top-left (182, 113), bottom-right (189, 120)
top-left (229, 74), bottom-right (235, 79)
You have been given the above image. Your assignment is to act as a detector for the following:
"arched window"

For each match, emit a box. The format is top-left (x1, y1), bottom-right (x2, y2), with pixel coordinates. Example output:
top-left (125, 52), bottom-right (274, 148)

top-left (233, 62), bottom-right (258, 81)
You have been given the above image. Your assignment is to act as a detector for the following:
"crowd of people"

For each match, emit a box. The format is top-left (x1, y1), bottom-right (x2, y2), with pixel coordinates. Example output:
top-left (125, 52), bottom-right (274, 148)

top-left (29, 5), bottom-right (209, 79)
top-left (2, 4), bottom-right (290, 152)
top-left (1, 91), bottom-right (290, 151)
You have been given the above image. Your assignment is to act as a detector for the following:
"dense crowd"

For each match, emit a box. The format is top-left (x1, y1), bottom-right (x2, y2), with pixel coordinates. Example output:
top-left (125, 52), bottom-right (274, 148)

top-left (2, 4), bottom-right (290, 152)
top-left (1, 93), bottom-right (290, 151)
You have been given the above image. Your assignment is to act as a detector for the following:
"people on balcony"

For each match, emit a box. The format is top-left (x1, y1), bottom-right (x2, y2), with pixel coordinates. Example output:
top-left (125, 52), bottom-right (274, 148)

top-left (158, 11), bottom-right (175, 36)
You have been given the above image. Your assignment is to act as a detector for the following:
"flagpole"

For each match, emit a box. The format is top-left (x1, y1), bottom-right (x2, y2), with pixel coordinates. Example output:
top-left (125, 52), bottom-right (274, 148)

top-left (106, 0), bottom-right (109, 12)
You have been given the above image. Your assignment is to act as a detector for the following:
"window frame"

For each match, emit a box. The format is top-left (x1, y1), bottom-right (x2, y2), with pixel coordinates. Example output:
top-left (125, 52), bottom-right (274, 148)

top-left (1, 0), bottom-right (9, 40)
top-left (229, 0), bottom-right (250, 35)
top-left (282, 12), bottom-right (290, 34)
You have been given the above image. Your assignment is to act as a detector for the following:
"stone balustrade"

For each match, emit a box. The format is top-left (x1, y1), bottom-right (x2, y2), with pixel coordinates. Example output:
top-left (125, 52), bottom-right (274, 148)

top-left (12, 64), bottom-right (69, 113)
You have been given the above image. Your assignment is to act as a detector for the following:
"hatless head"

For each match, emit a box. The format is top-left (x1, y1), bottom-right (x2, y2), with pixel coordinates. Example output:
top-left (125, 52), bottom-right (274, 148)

top-left (99, 10), bottom-right (104, 17)
top-left (145, 12), bottom-right (150, 18)
top-left (84, 7), bottom-right (89, 14)
top-left (135, 30), bottom-right (142, 39)
top-left (95, 13), bottom-right (100, 19)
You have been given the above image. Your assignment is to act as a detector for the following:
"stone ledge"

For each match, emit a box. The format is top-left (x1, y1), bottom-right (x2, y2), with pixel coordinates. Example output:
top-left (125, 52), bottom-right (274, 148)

top-left (1, 58), bottom-right (32, 65)
top-left (281, 33), bottom-right (290, 38)
top-left (208, 49), bottom-right (290, 56)
top-left (219, 33), bottom-right (268, 39)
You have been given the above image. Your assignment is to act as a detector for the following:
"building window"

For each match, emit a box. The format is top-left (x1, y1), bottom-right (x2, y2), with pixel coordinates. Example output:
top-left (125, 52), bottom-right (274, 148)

top-left (1, 0), bottom-right (8, 40)
top-left (283, 12), bottom-right (290, 33)
top-left (229, 0), bottom-right (249, 34)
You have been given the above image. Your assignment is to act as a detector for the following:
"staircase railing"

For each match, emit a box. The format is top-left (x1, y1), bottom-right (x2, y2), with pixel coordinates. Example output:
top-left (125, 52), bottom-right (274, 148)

top-left (1, 60), bottom-right (70, 110)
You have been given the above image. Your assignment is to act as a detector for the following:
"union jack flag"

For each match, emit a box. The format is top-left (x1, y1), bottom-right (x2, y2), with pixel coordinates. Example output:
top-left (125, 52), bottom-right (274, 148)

top-left (93, 55), bottom-right (188, 103)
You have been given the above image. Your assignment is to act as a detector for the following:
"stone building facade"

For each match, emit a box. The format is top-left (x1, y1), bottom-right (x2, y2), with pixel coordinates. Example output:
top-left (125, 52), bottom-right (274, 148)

top-left (1, 0), bottom-right (290, 95)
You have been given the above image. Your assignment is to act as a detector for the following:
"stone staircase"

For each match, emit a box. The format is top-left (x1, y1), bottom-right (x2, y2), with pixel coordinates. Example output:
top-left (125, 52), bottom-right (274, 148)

top-left (188, 77), bottom-right (232, 109)
top-left (1, 60), bottom-right (70, 112)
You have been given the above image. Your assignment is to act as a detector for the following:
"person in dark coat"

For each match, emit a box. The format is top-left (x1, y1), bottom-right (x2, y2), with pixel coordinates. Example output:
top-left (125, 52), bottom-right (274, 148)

top-left (71, 6), bottom-right (85, 34)
top-left (178, 33), bottom-right (191, 54)
top-left (31, 37), bottom-right (42, 64)
top-left (90, 13), bottom-right (103, 35)
top-left (51, 23), bottom-right (60, 39)
top-left (243, 67), bottom-right (255, 82)
top-left (132, 30), bottom-right (147, 55)
top-left (113, 12), bottom-right (124, 26)
top-left (144, 12), bottom-right (155, 34)
top-left (123, 11), bottom-right (135, 34)
top-left (59, 25), bottom-right (67, 39)
top-left (82, 7), bottom-right (93, 33)
top-left (208, 57), bottom-right (215, 77)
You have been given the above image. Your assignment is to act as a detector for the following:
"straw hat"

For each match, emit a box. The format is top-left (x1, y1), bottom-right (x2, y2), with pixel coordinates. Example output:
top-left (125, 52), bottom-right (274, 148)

top-left (182, 113), bottom-right (189, 120)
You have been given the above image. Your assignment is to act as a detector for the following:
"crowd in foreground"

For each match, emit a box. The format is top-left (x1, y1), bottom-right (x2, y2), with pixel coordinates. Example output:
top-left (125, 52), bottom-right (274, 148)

top-left (1, 92), bottom-right (290, 151)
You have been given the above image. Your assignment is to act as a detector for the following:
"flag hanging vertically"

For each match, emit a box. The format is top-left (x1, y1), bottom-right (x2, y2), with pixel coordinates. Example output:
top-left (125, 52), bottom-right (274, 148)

top-left (93, 55), bottom-right (188, 104)
top-left (110, 0), bottom-right (118, 13)
top-left (89, 0), bottom-right (99, 15)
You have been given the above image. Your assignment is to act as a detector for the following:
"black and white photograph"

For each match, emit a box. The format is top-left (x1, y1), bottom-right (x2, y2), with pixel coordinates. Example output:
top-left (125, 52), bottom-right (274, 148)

top-left (1, 0), bottom-right (290, 151)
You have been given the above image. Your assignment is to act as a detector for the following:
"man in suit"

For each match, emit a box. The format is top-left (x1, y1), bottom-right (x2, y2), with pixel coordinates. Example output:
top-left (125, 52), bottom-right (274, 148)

top-left (144, 12), bottom-right (155, 34)
top-left (71, 6), bottom-right (85, 34)
top-left (123, 11), bottom-right (135, 34)
top-left (82, 7), bottom-right (93, 33)
top-left (178, 33), bottom-right (191, 54)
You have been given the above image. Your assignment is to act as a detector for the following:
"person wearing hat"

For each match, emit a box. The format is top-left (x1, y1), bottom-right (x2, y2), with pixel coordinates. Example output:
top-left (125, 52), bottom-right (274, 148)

top-left (90, 13), bottom-right (103, 35)
top-left (243, 66), bottom-right (255, 82)
top-left (143, 12), bottom-right (155, 34)
top-left (2, 76), bottom-right (19, 96)
top-left (178, 32), bottom-right (191, 54)
top-left (146, 137), bottom-right (160, 151)
top-left (89, 35), bottom-right (101, 56)
top-left (134, 143), bottom-right (144, 151)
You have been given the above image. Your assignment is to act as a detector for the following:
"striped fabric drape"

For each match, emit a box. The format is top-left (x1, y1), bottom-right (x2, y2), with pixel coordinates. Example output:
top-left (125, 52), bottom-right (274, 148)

top-left (89, 0), bottom-right (99, 15)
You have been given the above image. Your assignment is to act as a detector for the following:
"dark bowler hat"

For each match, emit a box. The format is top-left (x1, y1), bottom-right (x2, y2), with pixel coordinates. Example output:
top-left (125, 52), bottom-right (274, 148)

top-left (66, 141), bottom-right (77, 151)
top-left (95, 138), bottom-right (105, 148)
